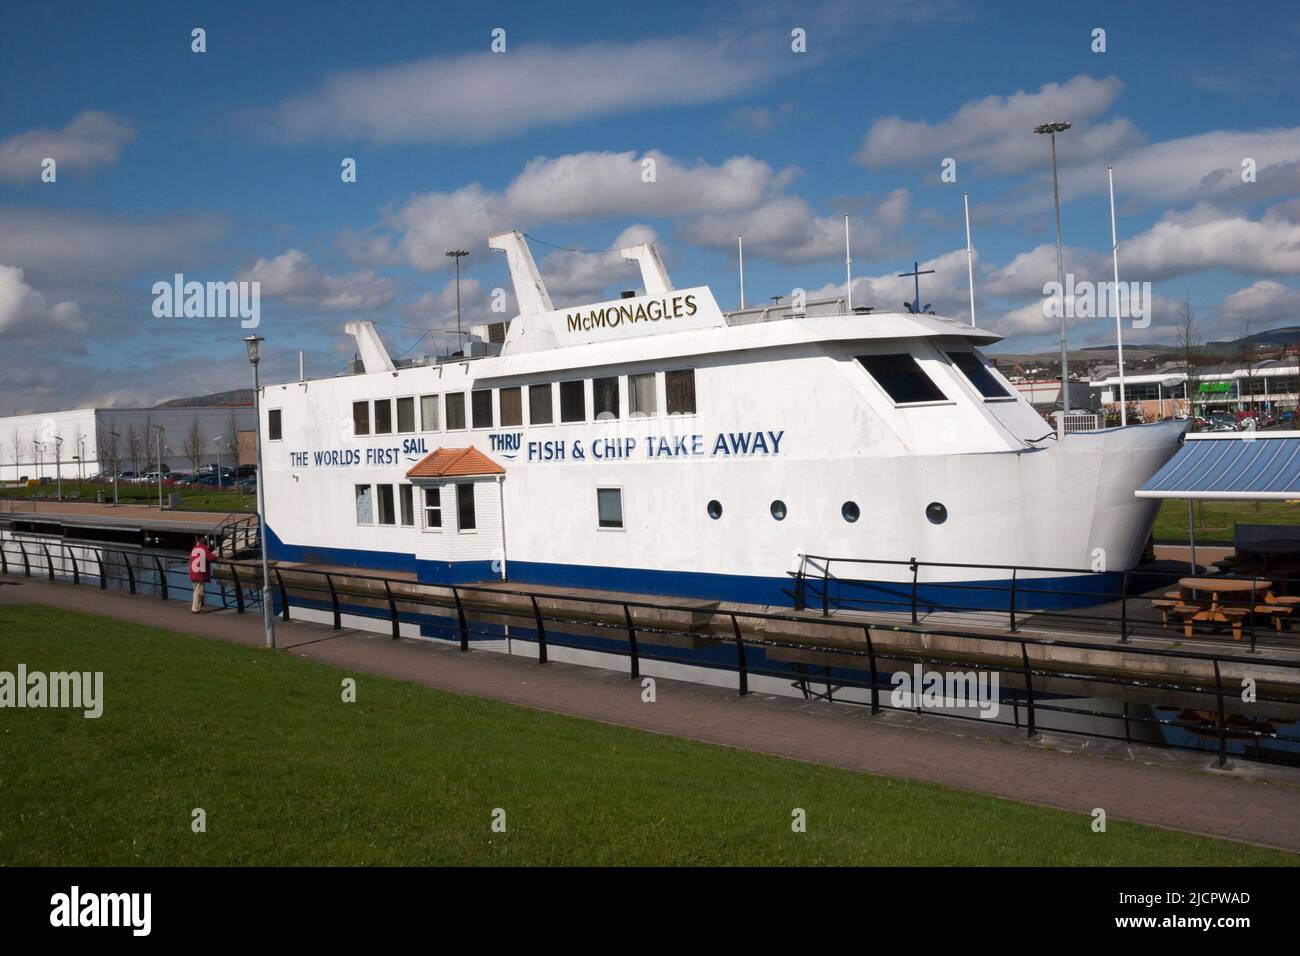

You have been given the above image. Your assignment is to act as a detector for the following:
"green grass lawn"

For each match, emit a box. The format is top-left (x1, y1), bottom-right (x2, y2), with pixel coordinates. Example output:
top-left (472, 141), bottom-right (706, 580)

top-left (0, 481), bottom-right (253, 513)
top-left (1154, 498), bottom-right (1300, 543)
top-left (0, 605), bottom-right (1293, 866)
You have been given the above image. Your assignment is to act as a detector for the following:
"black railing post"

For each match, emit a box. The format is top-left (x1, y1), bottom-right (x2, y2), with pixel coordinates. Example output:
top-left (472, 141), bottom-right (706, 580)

top-left (230, 563), bottom-right (243, 612)
top-left (152, 554), bottom-right (167, 600)
top-left (862, 625), bottom-right (880, 715)
top-left (623, 604), bottom-right (640, 679)
top-left (910, 557), bottom-right (919, 624)
top-left (18, 541), bottom-right (29, 577)
top-left (1118, 570), bottom-right (1130, 644)
top-left (1249, 577), bottom-right (1259, 653)
top-left (66, 545), bottom-right (79, 585)
top-left (95, 549), bottom-right (106, 590)
top-left (1020, 643), bottom-right (1037, 739)
top-left (452, 586), bottom-right (469, 652)
top-left (1213, 659), bottom-right (1228, 769)
top-left (530, 595), bottom-right (547, 664)
top-left (383, 580), bottom-right (399, 640)
top-left (793, 559), bottom-right (805, 611)
top-left (42, 545), bottom-right (54, 582)
top-left (0, 541), bottom-right (7, 577)
top-left (1008, 568), bottom-right (1018, 632)
top-left (327, 573), bottom-right (341, 629)
top-left (123, 552), bottom-right (135, 594)
top-left (275, 568), bottom-right (289, 622)
top-left (731, 614), bottom-right (748, 697)
top-left (821, 560), bottom-right (830, 618)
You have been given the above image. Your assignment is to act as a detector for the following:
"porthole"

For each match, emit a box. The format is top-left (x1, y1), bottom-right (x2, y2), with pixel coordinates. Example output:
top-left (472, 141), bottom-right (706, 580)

top-left (926, 501), bottom-right (948, 525)
top-left (841, 501), bottom-right (860, 523)
top-left (707, 499), bottom-right (723, 520)
top-left (770, 500), bottom-right (787, 521)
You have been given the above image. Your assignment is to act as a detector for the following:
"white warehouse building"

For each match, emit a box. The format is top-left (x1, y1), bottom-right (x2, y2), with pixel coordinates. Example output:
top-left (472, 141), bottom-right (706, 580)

top-left (0, 405), bottom-right (255, 483)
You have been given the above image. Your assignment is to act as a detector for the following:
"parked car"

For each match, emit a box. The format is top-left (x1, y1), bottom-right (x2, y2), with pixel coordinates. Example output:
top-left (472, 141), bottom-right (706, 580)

top-left (116, 471), bottom-right (136, 482)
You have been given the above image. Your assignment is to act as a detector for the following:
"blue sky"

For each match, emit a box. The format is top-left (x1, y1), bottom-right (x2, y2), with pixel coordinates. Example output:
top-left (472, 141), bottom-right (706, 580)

top-left (2, 0), bottom-right (1299, 412)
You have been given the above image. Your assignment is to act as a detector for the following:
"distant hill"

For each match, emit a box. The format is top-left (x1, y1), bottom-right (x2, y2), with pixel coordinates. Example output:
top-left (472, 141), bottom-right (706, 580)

top-left (155, 389), bottom-right (254, 408)
top-left (1206, 325), bottom-right (1300, 348)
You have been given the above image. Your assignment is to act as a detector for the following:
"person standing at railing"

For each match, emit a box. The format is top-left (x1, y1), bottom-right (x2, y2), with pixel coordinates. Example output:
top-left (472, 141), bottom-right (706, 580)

top-left (189, 535), bottom-right (213, 614)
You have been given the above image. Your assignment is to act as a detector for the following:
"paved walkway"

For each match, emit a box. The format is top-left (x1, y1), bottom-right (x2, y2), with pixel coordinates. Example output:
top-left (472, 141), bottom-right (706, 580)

top-left (2, 576), bottom-right (1298, 854)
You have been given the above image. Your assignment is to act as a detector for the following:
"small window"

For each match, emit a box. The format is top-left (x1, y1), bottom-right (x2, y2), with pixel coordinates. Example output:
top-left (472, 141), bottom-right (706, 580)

top-left (947, 351), bottom-right (1012, 399)
top-left (445, 393), bottom-right (466, 430)
top-left (500, 387), bottom-right (523, 427)
top-left (352, 401), bottom-right (371, 437)
top-left (354, 484), bottom-right (374, 524)
top-left (268, 409), bottom-right (282, 441)
top-left (529, 384), bottom-right (553, 425)
top-left (396, 396), bottom-right (416, 433)
top-left (377, 484), bottom-right (396, 526)
top-left (707, 499), bottom-right (723, 520)
top-left (423, 486), bottom-right (442, 529)
top-left (456, 483), bottom-right (476, 531)
top-left (560, 380), bottom-right (586, 423)
top-left (842, 501), bottom-right (860, 523)
top-left (420, 394), bottom-right (440, 431)
top-left (666, 369), bottom-right (696, 415)
top-left (770, 500), bottom-right (787, 521)
top-left (629, 372), bottom-right (657, 418)
top-left (597, 487), bottom-right (623, 529)
top-left (472, 389), bottom-right (494, 429)
top-left (399, 484), bottom-right (414, 527)
top-left (593, 377), bottom-right (620, 420)
top-left (374, 398), bottom-right (393, 434)
top-left (856, 354), bottom-right (947, 405)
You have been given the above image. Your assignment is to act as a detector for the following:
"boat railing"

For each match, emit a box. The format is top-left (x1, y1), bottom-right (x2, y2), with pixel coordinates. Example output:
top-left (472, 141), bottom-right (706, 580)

top-left (792, 552), bottom-right (1300, 653)
top-left (724, 296), bottom-right (849, 326)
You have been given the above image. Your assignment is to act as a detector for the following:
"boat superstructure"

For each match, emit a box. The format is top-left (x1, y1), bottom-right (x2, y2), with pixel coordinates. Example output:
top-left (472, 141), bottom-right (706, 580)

top-left (258, 231), bottom-right (1185, 607)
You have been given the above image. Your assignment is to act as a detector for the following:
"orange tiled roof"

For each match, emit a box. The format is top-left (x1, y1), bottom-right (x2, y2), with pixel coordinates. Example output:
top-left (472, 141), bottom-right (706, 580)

top-left (405, 447), bottom-right (505, 479)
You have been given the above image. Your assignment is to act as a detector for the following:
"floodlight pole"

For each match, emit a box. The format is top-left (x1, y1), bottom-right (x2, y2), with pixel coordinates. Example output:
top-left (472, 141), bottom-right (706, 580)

top-left (446, 250), bottom-right (468, 351)
top-left (1036, 121), bottom-right (1072, 415)
top-left (245, 334), bottom-right (275, 650)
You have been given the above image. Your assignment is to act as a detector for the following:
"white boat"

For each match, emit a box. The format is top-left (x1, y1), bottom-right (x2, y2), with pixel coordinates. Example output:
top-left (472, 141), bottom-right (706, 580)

top-left (258, 231), bottom-right (1185, 610)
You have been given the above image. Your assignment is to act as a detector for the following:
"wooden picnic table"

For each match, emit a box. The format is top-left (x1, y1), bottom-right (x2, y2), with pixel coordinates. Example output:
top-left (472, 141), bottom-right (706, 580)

top-left (1175, 577), bottom-right (1281, 640)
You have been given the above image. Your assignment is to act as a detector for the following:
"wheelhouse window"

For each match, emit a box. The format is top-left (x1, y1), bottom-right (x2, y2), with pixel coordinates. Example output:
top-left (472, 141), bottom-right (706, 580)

top-left (597, 487), bottom-right (624, 529)
top-left (856, 354), bottom-right (947, 405)
top-left (354, 484), bottom-right (374, 524)
top-left (947, 351), bottom-right (1011, 399)
top-left (377, 484), bottom-right (396, 526)
top-left (396, 396), bottom-right (416, 433)
top-left (420, 394), bottom-right (440, 431)
top-left (666, 369), bottom-right (696, 415)
top-left (423, 486), bottom-right (442, 529)
top-left (628, 372), bottom-right (656, 417)
top-left (374, 398), bottom-right (393, 434)
top-left (456, 483), bottom-right (476, 531)
top-left (445, 393), bottom-right (466, 430)
top-left (352, 401), bottom-right (371, 437)
top-left (560, 380), bottom-right (586, 423)
top-left (529, 384), bottom-right (553, 425)
top-left (399, 484), bottom-right (414, 527)
top-left (471, 389), bottom-right (494, 429)
top-left (593, 376), bottom-right (619, 420)
top-left (268, 409), bottom-right (282, 441)
top-left (500, 386), bottom-right (523, 427)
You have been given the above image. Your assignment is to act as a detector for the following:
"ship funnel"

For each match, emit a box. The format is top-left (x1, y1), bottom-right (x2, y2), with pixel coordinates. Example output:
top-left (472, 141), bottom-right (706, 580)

top-left (344, 320), bottom-right (395, 373)
top-left (620, 242), bottom-right (674, 295)
top-left (488, 229), bottom-right (554, 316)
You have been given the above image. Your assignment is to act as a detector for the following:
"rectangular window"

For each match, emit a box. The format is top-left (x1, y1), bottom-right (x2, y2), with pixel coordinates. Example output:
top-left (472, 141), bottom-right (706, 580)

top-left (377, 484), bottom-right (396, 526)
top-left (947, 352), bottom-right (1011, 399)
top-left (628, 373), bottom-right (657, 418)
top-left (399, 484), bottom-right (414, 527)
top-left (354, 484), bottom-right (374, 524)
top-left (666, 369), bottom-right (696, 415)
top-left (499, 386), bottom-right (523, 427)
top-left (396, 396), bottom-right (416, 433)
top-left (597, 487), bottom-right (624, 529)
top-left (352, 401), bottom-right (371, 437)
top-left (593, 376), bottom-right (620, 420)
top-left (445, 392), bottom-right (466, 430)
top-left (420, 394), bottom-right (440, 431)
top-left (560, 380), bottom-right (586, 423)
top-left (423, 486), bottom-right (442, 529)
top-left (529, 384), bottom-right (553, 425)
top-left (856, 354), bottom-right (947, 405)
top-left (456, 483), bottom-right (476, 531)
top-left (268, 409), bottom-right (282, 441)
top-left (374, 398), bottom-right (393, 434)
top-left (471, 389), bottom-right (494, 429)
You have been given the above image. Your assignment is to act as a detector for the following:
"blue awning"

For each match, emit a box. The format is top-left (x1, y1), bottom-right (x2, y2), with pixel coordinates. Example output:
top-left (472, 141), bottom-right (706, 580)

top-left (1136, 434), bottom-right (1300, 500)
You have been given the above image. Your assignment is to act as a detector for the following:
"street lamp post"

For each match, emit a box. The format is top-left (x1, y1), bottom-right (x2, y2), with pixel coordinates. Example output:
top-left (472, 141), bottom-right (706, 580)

top-left (109, 430), bottom-right (121, 505)
top-left (150, 425), bottom-right (165, 509)
top-left (244, 334), bottom-right (275, 650)
top-left (1035, 121), bottom-right (1072, 415)
top-left (54, 436), bottom-right (63, 500)
top-left (77, 436), bottom-right (86, 484)
top-left (213, 436), bottom-right (224, 491)
top-left (445, 249), bottom-right (468, 353)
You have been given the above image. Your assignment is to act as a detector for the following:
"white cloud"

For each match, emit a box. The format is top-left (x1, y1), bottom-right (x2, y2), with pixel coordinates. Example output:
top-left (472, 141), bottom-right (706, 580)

top-left (238, 250), bottom-right (396, 311)
top-left (0, 265), bottom-right (83, 336)
top-left (1220, 280), bottom-right (1300, 325)
top-left (0, 111), bottom-right (135, 183)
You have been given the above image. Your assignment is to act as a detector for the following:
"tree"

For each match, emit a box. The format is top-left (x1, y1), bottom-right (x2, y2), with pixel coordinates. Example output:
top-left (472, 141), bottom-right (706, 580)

top-left (7, 427), bottom-right (22, 482)
top-left (182, 415), bottom-right (206, 476)
top-left (1175, 293), bottom-right (1202, 423)
top-left (95, 417), bottom-right (122, 482)
top-left (127, 423), bottom-right (143, 476)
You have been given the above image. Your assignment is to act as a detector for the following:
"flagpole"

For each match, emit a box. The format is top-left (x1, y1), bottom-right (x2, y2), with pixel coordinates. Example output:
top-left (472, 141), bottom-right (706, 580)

top-left (844, 213), bottom-right (853, 313)
top-left (963, 191), bottom-right (976, 327)
top-left (1108, 164), bottom-right (1127, 426)
top-left (737, 235), bottom-right (745, 309)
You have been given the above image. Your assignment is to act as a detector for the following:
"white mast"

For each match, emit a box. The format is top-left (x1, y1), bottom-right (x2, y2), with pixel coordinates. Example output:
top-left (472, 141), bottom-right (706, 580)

top-left (963, 192), bottom-right (976, 327)
top-left (844, 213), bottom-right (853, 313)
top-left (1108, 165), bottom-right (1127, 426)
top-left (737, 235), bottom-right (745, 309)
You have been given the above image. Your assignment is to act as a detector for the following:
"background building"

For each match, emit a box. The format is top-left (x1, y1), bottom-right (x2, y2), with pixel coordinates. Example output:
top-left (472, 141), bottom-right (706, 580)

top-left (1090, 361), bottom-right (1300, 421)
